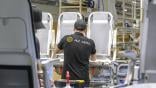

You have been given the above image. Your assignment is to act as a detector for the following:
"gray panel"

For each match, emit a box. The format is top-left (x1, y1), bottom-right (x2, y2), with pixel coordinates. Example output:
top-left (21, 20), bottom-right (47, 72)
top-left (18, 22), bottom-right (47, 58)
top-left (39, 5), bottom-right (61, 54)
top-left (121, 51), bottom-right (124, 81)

top-left (89, 12), bottom-right (112, 56)
top-left (0, 0), bottom-right (31, 19)
top-left (146, 73), bottom-right (156, 83)
top-left (0, 18), bottom-right (27, 50)
top-left (0, 0), bottom-right (39, 87)
top-left (144, 4), bottom-right (156, 71)
top-left (0, 53), bottom-right (32, 65)
top-left (141, 3), bottom-right (156, 83)
top-left (0, 69), bottom-right (29, 88)
top-left (90, 23), bottom-right (110, 54)
top-left (36, 29), bottom-right (49, 54)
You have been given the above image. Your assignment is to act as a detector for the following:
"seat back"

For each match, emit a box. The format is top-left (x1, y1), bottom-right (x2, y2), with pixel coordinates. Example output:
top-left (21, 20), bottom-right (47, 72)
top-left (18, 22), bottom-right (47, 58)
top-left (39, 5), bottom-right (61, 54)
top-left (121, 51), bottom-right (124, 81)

top-left (36, 12), bottom-right (53, 58)
top-left (0, 0), bottom-right (39, 87)
top-left (87, 12), bottom-right (114, 58)
top-left (56, 12), bottom-right (82, 44)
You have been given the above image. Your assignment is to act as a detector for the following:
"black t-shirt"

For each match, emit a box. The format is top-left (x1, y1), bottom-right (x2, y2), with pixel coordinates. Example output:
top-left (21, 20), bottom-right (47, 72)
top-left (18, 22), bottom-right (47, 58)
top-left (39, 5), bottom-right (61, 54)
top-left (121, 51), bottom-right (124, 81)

top-left (58, 32), bottom-right (96, 81)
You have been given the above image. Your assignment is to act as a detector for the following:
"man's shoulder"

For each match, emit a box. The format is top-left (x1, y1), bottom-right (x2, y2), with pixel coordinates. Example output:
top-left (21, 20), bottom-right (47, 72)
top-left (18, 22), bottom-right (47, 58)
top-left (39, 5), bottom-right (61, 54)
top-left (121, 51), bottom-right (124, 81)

top-left (61, 34), bottom-right (74, 43)
top-left (62, 35), bottom-right (73, 39)
top-left (86, 38), bottom-right (94, 43)
top-left (81, 37), bottom-right (95, 46)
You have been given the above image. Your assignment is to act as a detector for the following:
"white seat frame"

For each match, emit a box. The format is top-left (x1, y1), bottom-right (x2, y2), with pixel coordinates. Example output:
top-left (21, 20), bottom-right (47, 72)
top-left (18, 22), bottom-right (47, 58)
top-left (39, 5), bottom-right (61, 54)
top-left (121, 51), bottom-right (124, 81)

top-left (87, 12), bottom-right (116, 61)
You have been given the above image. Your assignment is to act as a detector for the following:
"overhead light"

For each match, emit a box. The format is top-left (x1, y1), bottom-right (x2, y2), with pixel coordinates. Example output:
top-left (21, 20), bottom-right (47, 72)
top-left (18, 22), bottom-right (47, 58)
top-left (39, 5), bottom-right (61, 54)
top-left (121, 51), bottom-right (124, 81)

top-left (62, 20), bottom-right (76, 23)
top-left (132, 1), bottom-right (137, 4)
top-left (124, 9), bottom-right (127, 12)
top-left (93, 20), bottom-right (108, 24)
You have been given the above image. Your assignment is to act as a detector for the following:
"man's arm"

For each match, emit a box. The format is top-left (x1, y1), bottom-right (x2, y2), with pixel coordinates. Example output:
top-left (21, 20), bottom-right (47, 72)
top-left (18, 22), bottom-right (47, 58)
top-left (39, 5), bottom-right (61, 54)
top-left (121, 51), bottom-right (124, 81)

top-left (90, 39), bottom-right (96, 61)
top-left (90, 54), bottom-right (96, 61)
top-left (52, 36), bottom-right (66, 58)
top-left (52, 46), bottom-right (62, 58)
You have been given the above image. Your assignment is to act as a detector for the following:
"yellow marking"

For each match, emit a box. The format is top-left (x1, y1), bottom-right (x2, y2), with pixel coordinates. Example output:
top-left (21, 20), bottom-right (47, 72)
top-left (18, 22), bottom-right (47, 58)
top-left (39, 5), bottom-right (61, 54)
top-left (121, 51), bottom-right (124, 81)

top-left (66, 36), bottom-right (73, 43)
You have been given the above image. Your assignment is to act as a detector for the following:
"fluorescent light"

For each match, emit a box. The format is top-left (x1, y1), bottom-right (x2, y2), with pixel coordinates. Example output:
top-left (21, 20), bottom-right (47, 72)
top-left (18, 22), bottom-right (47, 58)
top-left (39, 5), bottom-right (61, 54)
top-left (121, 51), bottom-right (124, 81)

top-left (42, 20), bottom-right (48, 24)
top-left (62, 20), bottom-right (76, 23)
top-left (124, 9), bottom-right (127, 12)
top-left (132, 1), bottom-right (137, 4)
top-left (93, 20), bottom-right (108, 24)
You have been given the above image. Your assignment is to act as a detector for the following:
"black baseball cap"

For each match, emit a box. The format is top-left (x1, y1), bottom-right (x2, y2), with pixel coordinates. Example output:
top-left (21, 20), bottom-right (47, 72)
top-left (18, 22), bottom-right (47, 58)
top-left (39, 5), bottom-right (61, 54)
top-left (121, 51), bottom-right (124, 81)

top-left (32, 7), bottom-right (45, 29)
top-left (74, 19), bottom-right (86, 31)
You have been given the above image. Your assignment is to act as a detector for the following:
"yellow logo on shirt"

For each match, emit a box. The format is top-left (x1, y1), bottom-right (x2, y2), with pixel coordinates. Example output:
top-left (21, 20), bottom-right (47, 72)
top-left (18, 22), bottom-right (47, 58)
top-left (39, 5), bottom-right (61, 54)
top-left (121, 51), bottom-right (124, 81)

top-left (66, 36), bottom-right (73, 43)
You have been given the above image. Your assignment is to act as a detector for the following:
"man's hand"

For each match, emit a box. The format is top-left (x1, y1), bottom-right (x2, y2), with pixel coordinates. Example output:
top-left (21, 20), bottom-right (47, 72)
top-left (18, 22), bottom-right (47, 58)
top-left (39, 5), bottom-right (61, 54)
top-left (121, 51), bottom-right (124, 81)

top-left (90, 54), bottom-right (96, 61)
top-left (52, 46), bottom-right (62, 59)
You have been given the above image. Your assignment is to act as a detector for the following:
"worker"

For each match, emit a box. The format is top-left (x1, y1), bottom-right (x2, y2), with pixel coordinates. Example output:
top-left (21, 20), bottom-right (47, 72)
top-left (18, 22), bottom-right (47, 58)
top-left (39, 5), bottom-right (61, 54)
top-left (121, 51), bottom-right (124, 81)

top-left (53, 19), bottom-right (96, 86)
top-left (119, 35), bottom-right (140, 59)
top-left (32, 6), bottom-right (45, 59)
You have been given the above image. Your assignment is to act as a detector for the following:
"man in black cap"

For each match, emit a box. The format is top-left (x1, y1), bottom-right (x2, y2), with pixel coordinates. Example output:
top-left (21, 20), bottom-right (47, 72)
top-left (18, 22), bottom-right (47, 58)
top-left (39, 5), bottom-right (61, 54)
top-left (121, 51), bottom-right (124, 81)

top-left (54, 19), bottom-right (96, 84)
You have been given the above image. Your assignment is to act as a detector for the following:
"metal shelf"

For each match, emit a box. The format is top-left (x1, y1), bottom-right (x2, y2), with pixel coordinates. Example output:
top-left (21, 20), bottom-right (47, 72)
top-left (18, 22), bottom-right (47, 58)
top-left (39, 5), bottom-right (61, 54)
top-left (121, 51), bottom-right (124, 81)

top-left (59, 0), bottom-right (87, 14)
top-left (115, 0), bottom-right (141, 59)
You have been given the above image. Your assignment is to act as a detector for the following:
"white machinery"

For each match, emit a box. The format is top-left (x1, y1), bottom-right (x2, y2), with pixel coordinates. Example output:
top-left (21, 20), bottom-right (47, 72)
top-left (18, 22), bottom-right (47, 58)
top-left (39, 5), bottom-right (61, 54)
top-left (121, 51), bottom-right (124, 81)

top-left (0, 0), bottom-right (39, 87)
top-left (87, 12), bottom-right (114, 60)
top-left (35, 12), bottom-right (59, 88)
top-left (140, 0), bottom-right (156, 83)
top-left (0, 0), bottom-right (59, 88)
top-left (87, 12), bottom-right (117, 86)
top-left (36, 12), bottom-right (53, 58)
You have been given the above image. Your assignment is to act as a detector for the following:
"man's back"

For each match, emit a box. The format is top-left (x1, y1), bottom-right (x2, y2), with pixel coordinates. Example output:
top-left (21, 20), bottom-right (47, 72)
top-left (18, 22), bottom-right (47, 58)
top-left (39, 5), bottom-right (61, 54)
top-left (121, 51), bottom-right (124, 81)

top-left (58, 32), bottom-right (96, 81)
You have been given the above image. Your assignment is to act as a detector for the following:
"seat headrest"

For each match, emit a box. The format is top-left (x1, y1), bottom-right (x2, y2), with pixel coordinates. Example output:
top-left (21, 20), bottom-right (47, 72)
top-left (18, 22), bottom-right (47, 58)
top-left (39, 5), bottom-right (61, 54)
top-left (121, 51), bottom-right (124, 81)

top-left (92, 13), bottom-right (110, 24)
top-left (62, 13), bottom-right (78, 23)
